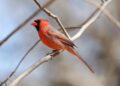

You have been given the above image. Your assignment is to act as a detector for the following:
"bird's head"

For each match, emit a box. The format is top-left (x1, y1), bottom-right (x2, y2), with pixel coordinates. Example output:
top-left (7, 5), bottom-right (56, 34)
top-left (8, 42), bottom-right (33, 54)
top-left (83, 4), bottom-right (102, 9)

top-left (31, 18), bottom-right (48, 31)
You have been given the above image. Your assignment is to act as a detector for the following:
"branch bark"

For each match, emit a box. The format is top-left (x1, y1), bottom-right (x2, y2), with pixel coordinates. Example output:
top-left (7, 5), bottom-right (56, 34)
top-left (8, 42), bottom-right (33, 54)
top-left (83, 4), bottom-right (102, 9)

top-left (8, 0), bottom-right (112, 86)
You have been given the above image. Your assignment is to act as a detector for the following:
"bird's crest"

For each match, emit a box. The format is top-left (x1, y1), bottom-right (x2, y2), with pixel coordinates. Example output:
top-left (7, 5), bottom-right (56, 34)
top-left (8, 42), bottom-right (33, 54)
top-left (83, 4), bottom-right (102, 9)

top-left (39, 18), bottom-right (48, 29)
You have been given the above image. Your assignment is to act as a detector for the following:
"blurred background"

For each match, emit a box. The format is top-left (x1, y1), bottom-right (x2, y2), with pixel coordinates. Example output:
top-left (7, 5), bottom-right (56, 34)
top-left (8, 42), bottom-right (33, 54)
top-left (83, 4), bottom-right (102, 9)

top-left (0, 0), bottom-right (120, 86)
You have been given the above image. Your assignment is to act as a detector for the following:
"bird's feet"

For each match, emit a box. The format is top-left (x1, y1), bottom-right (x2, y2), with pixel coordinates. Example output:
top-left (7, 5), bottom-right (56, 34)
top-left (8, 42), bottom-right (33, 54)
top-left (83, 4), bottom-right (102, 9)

top-left (46, 50), bottom-right (59, 59)
top-left (46, 50), bottom-right (59, 55)
top-left (50, 50), bottom-right (59, 59)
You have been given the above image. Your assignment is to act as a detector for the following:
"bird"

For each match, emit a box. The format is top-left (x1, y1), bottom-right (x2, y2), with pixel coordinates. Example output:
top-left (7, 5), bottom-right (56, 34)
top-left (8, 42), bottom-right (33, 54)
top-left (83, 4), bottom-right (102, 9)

top-left (31, 18), bottom-right (94, 73)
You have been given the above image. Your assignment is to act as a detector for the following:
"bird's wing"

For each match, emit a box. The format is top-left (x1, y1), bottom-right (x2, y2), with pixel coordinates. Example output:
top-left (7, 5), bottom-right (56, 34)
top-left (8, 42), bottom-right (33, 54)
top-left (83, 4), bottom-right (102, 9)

top-left (46, 26), bottom-right (76, 47)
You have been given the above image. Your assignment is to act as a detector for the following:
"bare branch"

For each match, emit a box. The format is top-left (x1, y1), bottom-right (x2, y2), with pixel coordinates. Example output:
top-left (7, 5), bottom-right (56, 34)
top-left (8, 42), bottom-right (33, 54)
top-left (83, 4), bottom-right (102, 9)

top-left (72, 0), bottom-right (112, 40)
top-left (8, 1), bottom-right (111, 86)
top-left (0, 0), bottom-right (55, 46)
top-left (33, 0), bottom-right (71, 39)
top-left (9, 50), bottom-right (60, 86)
top-left (64, 7), bottom-right (102, 30)
top-left (0, 40), bottom-right (40, 86)
top-left (87, 0), bottom-right (120, 30)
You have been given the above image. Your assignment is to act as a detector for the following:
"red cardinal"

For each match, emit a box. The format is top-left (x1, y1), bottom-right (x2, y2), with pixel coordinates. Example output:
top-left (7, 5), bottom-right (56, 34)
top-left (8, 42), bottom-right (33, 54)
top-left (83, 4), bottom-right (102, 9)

top-left (32, 18), bottom-right (94, 73)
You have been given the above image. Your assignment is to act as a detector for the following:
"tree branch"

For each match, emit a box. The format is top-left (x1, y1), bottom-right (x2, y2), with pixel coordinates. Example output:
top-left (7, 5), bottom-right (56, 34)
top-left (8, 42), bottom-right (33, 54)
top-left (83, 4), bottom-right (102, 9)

top-left (8, 0), bottom-right (111, 86)
top-left (0, 41), bottom-right (40, 86)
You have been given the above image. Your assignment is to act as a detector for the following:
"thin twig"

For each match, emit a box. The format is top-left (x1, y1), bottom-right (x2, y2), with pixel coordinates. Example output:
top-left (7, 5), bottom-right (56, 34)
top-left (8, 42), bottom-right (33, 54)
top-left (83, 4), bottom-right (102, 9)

top-left (9, 51), bottom-right (60, 86)
top-left (9, 1), bottom-right (111, 86)
top-left (33, 0), bottom-right (71, 39)
top-left (0, 0), bottom-right (55, 46)
top-left (64, 7), bottom-right (102, 30)
top-left (87, 0), bottom-right (120, 30)
top-left (0, 41), bottom-right (40, 86)
top-left (65, 26), bottom-right (82, 30)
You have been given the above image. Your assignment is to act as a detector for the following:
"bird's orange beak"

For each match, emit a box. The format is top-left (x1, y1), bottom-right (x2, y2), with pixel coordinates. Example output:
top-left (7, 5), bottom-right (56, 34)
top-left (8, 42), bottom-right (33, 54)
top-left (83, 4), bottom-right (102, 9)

top-left (31, 22), bottom-right (37, 26)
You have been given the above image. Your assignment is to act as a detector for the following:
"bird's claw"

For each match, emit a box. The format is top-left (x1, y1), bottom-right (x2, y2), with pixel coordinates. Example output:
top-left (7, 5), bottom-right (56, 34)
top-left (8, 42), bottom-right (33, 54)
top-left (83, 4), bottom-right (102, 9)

top-left (46, 50), bottom-right (58, 54)
top-left (46, 50), bottom-right (59, 60)
top-left (50, 50), bottom-right (59, 58)
top-left (46, 50), bottom-right (59, 58)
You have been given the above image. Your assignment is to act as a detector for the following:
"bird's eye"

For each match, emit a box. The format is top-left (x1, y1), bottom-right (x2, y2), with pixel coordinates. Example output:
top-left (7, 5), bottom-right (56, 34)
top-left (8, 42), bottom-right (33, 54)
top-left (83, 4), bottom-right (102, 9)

top-left (34, 20), bottom-right (38, 22)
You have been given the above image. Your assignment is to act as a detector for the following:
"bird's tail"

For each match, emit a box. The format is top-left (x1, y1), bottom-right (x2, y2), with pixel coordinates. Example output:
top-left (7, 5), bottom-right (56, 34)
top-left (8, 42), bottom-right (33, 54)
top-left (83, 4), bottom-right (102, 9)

top-left (66, 47), bottom-right (94, 73)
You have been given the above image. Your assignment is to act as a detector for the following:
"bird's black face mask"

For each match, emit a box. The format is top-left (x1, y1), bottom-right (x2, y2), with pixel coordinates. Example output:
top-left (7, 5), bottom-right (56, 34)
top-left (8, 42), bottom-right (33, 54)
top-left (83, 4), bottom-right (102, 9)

top-left (33, 20), bottom-right (40, 31)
